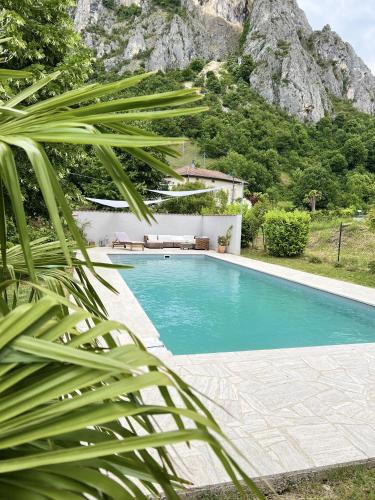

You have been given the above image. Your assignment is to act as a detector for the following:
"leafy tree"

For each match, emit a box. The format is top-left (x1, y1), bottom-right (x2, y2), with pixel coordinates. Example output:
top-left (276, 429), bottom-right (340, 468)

top-left (366, 137), bottom-right (375, 172)
top-left (328, 152), bottom-right (348, 173)
top-left (235, 55), bottom-right (256, 82)
top-left (1, 0), bottom-right (92, 95)
top-left (293, 166), bottom-right (338, 208)
top-left (343, 136), bottom-right (368, 168)
top-left (152, 0), bottom-right (181, 11)
top-left (189, 58), bottom-right (205, 73)
top-left (205, 71), bottom-right (222, 94)
top-left (1, 0), bottom-right (93, 217)
top-left (158, 181), bottom-right (217, 214)
top-left (346, 171), bottom-right (375, 207)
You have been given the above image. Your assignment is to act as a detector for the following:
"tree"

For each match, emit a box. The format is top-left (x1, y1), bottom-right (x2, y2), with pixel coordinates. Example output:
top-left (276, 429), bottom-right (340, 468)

top-left (211, 151), bottom-right (275, 193)
top-left (236, 55), bottom-right (256, 82)
top-left (1, 1), bottom-right (93, 217)
top-left (346, 171), bottom-right (375, 208)
top-left (293, 165), bottom-right (338, 208)
top-left (304, 189), bottom-right (322, 212)
top-left (158, 181), bottom-right (217, 214)
top-left (1, 0), bottom-right (92, 94)
top-left (343, 136), bottom-right (368, 169)
top-left (0, 66), bottom-right (260, 496)
top-left (205, 71), bottom-right (222, 94)
top-left (328, 152), bottom-right (348, 173)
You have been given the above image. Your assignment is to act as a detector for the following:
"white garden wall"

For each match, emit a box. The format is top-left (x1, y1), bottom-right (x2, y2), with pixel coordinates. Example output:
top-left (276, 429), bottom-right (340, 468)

top-left (74, 211), bottom-right (242, 255)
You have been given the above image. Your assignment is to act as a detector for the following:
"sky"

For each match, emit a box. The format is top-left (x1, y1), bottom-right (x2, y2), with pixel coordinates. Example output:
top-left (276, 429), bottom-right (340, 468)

top-left (298, 0), bottom-right (375, 74)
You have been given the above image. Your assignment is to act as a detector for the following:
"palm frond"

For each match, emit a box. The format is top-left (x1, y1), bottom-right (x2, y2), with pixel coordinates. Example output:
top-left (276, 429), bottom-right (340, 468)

top-left (0, 296), bottom-right (263, 498)
top-left (0, 69), bottom-right (263, 498)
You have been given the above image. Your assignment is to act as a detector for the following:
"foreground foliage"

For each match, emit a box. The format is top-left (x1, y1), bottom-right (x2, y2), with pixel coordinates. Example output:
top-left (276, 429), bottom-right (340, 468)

top-left (0, 62), bottom-right (261, 498)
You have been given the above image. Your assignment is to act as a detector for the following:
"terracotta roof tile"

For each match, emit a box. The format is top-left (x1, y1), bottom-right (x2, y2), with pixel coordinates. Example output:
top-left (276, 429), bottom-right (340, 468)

top-left (174, 167), bottom-right (246, 184)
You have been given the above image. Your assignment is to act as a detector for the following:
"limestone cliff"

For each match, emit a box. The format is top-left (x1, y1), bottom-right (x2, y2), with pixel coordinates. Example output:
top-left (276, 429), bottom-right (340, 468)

top-left (74, 0), bottom-right (375, 121)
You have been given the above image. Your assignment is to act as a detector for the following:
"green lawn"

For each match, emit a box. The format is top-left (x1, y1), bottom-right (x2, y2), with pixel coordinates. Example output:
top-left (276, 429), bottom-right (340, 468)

top-left (242, 219), bottom-right (375, 288)
top-left (188, 465), bottom-right (375, 499)
top-left (171, 142), bottom-right (216, 169)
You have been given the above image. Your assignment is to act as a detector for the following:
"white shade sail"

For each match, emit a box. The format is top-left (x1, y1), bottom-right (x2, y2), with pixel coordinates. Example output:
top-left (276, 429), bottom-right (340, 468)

top-left (148, 187), bottom-right (220, 197)
top-left (85, 197), bottom-right (170, 209)
top-left (86, 187), bottom-right (220, 208)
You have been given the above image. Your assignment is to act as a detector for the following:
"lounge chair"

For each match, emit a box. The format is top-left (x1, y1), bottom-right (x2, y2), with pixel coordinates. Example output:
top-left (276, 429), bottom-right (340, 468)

top-left (112, 232), bottom-right (144, 251)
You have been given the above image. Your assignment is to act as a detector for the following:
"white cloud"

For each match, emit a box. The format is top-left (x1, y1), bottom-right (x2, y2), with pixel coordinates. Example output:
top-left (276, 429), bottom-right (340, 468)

top-left (298, 0), bottom-right (375, 73)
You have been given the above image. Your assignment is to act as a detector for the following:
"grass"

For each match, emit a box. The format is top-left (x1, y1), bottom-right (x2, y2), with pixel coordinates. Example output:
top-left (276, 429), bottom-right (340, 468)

top-left (188, 465), bottom-right (375, 499)
top-left (242, 218), bottom-right (375, 288)
top-left (171, 142), bottom-right (216, 169)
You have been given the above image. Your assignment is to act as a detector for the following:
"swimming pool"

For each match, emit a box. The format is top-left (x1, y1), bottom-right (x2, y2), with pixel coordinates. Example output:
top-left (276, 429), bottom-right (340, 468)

top-left (110, 255), bottom-right (375, 355)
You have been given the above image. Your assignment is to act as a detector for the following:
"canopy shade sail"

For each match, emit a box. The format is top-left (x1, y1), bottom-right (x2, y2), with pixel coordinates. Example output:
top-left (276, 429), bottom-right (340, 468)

top-left (85, 197), bottom-right (170, 209)
top-left (86, 187), bottom-right (220, 208)
top-left (149, 187), bottom-right (220, 197)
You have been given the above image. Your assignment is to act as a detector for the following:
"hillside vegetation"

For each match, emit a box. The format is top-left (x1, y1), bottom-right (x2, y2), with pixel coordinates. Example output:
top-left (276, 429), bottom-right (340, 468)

top-left (90, 57), bottom-right (375, 212)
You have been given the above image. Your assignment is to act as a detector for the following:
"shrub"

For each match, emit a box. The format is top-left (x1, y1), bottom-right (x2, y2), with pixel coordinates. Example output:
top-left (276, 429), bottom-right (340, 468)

top-left (264, 210), bottom-right (310, 257)
top-left (225, 198), bottom-right (270, 248)
top-left (243, 201), bottom-right (269, 248)
top-left (368, 261), bottom-right (375, 274)
top-left (116, 4), bottom-right (142, 20)
top-left (189, 58), bottom-right (205, 73)
top-left (103, 0), bottom-right (116, 9)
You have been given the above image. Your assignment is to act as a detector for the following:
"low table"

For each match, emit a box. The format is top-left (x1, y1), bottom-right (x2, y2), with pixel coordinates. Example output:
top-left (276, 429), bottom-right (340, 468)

top-left (195, 237), bottom-right (209, 250)
top-left (125, 242), bottom-right (144, 251)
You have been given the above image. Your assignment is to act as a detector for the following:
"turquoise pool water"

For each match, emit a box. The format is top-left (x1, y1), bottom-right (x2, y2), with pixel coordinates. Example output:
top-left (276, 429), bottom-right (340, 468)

top-left (110, 255), bottom-right (375, 355)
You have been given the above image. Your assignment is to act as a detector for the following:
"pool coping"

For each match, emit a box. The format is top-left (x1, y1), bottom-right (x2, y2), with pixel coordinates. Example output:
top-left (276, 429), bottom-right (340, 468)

top-left (86, 247), bottom-right (375, 487)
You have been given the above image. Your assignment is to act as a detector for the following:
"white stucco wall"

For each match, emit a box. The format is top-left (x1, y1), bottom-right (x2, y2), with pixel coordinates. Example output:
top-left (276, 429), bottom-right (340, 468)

top-left (74, 212), bottom-right (242, 255)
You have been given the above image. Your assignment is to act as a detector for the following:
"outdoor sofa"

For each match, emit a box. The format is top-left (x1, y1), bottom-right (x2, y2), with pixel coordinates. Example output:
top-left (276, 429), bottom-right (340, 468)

top-left (144, 234), bottom-right (196, 249)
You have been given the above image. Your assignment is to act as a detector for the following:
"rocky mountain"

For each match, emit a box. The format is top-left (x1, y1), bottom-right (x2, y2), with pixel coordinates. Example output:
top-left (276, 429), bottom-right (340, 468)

top-left (74, 0), bottom-right (375, 121)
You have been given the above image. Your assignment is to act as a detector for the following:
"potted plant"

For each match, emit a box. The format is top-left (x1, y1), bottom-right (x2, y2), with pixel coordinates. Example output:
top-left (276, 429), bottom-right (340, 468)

top-left (217, 225), bottom-right (233, 253)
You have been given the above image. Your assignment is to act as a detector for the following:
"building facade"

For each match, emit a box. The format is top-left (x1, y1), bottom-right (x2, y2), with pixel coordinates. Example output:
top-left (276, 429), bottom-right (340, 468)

top-left (166, 166), bottom-right (246, 203)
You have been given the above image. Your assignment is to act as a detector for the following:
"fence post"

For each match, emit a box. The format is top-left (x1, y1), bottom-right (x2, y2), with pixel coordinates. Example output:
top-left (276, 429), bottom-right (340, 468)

top-left (337, 222), bottom-right (343, 263)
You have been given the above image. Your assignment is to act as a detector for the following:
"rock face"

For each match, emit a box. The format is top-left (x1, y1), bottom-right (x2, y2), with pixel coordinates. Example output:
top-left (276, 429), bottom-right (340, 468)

top-left (243, 0), bottom-right (375, 120)
top-left (74, 0), bottom-right (375, 121)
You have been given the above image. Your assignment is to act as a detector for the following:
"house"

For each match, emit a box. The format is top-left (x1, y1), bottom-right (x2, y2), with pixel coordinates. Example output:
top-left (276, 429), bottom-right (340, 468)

top-left (167, 164), bottom-right (247, 203)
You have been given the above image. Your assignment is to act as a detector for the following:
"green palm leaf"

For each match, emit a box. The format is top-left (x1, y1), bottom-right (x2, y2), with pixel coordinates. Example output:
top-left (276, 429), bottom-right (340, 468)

top-left (0, 67), bottom-right (264, 498)
top-left (0, 298), bottom-right (263, 498)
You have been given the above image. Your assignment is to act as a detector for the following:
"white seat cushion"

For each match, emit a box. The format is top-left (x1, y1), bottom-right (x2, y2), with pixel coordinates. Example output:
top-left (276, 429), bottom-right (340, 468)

top-left (183, 236), bottom-right (196, 244)
top-left (159, 235), bottom-right (174, 242)
top-left (145, 234), bottom-right (158, 242)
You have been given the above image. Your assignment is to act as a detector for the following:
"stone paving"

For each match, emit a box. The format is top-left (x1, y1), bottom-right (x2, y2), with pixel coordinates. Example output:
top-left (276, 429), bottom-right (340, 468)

top-left (166, 344), bottom-right (375, 485)
top-left (88, 247), bottom-right (375, 486)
